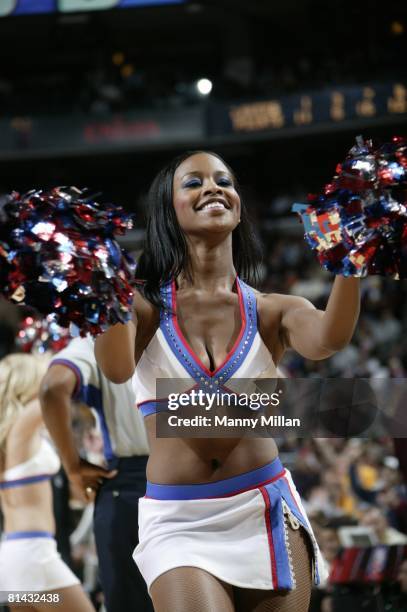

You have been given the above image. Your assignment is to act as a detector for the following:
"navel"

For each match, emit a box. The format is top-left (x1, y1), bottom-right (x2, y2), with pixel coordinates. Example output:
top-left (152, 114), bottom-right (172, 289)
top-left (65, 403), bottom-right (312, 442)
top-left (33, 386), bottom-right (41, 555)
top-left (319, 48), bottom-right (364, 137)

top-left (211, 458), bottom-right (221, 470)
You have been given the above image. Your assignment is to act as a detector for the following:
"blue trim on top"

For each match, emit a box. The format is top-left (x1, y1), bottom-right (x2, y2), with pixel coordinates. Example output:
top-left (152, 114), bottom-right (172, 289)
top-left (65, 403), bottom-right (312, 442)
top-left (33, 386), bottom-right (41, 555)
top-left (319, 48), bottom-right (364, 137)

top-left (159, 282), bottom-right (203, 382)
top-left (159, 278), bottom-right (258, 389)
top-left (0, 473), bottom-right (52, 489)
top-left (3, 531), bottom-right (54, 541)
top-left (146, 457), bottom-right (284, 500)
top-left (139, 399), bottom-right (169, 417)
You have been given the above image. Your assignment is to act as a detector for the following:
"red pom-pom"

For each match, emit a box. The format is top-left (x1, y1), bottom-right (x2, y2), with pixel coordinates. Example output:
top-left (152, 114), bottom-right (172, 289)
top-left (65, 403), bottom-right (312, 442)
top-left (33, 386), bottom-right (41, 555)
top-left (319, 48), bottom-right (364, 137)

top-left (292, 136), bottom-right (407, 278)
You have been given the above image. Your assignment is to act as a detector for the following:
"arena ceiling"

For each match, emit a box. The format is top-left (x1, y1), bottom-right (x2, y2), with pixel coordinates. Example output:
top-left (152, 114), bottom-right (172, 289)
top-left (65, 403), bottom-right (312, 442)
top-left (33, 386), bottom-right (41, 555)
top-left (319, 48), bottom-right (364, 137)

top-left (1, 0), bottom-right (405, 91)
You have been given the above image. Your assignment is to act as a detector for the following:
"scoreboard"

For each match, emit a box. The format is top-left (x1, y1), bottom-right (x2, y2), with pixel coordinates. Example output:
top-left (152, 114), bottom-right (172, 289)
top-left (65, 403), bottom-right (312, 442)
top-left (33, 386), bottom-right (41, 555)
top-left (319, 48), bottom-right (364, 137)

top-left (0, 0), bottom-right (184, 16)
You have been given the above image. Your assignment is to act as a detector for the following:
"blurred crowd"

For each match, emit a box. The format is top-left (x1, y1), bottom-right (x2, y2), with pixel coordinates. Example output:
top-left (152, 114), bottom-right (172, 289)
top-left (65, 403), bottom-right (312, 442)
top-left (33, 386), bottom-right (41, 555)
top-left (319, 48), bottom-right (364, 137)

top-left (278, 436), bottom-right (407, 611)
top-left (264, 234), bottom-right (407, 379)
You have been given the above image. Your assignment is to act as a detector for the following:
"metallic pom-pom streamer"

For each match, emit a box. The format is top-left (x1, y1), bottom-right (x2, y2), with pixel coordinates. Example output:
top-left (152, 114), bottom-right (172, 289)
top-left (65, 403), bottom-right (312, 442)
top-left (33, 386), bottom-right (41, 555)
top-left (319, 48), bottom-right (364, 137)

top-left (292, 136), bottom-right (407, 278)
top-left (16, 314), bottom-right (70, 354)
top-left (0, 187), bottom-right (135, 335)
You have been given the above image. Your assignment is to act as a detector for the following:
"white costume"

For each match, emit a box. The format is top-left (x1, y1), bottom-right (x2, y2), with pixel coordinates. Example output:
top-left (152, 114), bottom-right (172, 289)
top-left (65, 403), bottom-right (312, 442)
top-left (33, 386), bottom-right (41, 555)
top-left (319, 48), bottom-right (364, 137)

top-left (132, 278), bottom-right (328, 592)
top-left (0, 438), bottom-right (79, 595)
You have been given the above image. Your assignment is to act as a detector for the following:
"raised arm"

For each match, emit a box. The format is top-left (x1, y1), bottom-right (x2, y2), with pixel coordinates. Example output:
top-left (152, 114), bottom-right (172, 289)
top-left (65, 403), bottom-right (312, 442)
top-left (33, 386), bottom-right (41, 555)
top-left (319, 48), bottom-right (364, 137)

top-left (94, 319), bottom-right (137, 384)
top-left (279, 276), bottom-right (361, 360)
top-left (94, 287), bottom-right (158, 384)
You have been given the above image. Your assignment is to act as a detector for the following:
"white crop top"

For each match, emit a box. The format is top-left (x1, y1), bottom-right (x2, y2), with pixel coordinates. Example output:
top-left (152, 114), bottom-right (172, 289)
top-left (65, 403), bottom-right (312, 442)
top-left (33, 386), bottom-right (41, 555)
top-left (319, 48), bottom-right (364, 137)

top-left (133, 278), bottom-right (278, 417)
top-left (0, 437), bottom-right (60, 489)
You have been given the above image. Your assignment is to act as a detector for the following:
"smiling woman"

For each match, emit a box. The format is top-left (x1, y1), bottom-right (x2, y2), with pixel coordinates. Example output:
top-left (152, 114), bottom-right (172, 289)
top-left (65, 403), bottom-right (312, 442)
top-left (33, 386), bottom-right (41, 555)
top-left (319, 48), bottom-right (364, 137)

top-left (94, 149), bottom-right (361, 612)
top-left (173, 153), bottom-right (240, 228)
top-left (133, 150), bottom-right (261, 313)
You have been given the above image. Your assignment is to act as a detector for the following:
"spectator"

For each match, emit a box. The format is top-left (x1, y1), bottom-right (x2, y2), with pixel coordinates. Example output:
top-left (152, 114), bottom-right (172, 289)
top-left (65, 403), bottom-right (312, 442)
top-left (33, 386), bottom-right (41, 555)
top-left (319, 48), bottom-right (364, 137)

top-left (360, 507), bottom-right (407, 545)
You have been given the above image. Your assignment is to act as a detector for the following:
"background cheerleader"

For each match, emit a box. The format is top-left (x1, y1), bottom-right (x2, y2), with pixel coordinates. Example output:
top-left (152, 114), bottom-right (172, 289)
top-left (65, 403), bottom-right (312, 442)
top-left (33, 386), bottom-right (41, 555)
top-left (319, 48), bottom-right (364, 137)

top-left (40, 335), bottom-right (153, 612)
top-left (0, 353), bottom-right (94, 612)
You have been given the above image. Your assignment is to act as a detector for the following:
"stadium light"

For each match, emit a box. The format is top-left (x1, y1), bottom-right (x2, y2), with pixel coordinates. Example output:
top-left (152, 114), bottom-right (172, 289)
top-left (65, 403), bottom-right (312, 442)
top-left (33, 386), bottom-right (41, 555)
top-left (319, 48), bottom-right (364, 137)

top-left (196, 78), bottom-right (213, 96)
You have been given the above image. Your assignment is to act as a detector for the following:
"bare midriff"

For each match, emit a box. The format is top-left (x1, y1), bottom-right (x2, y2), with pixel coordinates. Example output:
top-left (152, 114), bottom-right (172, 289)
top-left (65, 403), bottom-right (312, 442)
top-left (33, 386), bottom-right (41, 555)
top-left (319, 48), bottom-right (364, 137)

top-left (144, 424), bottom-right (279, 484)
top-left (0, 482), bottom-right (56, 534)
top-left (136, 285), bottom-right (283, 485)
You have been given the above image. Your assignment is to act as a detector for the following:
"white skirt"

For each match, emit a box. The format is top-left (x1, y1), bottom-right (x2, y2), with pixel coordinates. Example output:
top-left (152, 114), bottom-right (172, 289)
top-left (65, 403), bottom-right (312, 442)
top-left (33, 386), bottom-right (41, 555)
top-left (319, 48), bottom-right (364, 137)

top-left (133, 458), bottom-right (328, 592)
top-left (0, 531), bottom-right (79, 599)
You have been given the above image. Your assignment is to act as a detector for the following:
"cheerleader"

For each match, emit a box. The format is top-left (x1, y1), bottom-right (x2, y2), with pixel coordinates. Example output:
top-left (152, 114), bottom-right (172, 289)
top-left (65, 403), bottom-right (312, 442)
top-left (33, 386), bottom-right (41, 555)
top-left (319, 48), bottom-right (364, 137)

top-left (0, 353), bottom-right (94, 611)
top-left (94, 150), bottom-right (361, 612)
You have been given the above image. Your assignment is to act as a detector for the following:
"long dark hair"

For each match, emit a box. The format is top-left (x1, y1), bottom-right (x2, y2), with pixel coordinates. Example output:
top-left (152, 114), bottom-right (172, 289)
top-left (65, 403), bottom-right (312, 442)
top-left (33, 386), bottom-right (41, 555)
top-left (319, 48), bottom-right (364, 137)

top-left (136, 150), bottom-right (261, 309)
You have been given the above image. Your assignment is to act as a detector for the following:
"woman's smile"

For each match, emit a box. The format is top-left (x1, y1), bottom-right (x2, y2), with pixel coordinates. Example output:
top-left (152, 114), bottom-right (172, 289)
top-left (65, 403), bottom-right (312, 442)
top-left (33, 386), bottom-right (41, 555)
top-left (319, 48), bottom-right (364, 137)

top-left (196, 201), bottom-right (229, 213)
top-left (173, 152), bottom-right (241, 232)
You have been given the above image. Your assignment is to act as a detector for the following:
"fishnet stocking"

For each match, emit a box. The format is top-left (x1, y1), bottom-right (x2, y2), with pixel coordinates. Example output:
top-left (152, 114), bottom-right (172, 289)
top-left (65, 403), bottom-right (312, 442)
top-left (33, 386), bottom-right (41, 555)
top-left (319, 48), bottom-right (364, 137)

top-left (234, 526), bottom-right (313, 612)
top-left (150, 566), bottom-right (235, 612)
top-left (149, 525), bottom-right (313, 612)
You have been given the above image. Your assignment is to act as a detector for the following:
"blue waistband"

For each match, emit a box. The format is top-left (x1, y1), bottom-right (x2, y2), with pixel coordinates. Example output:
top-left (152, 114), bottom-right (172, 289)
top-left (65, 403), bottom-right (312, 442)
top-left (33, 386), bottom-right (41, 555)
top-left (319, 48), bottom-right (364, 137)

top-left (0, 473), bottom-right (52, 489)
top-left (3, 531), bottom-right (54, 541)
top-left (146, 457), bottom-right (285, 500)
